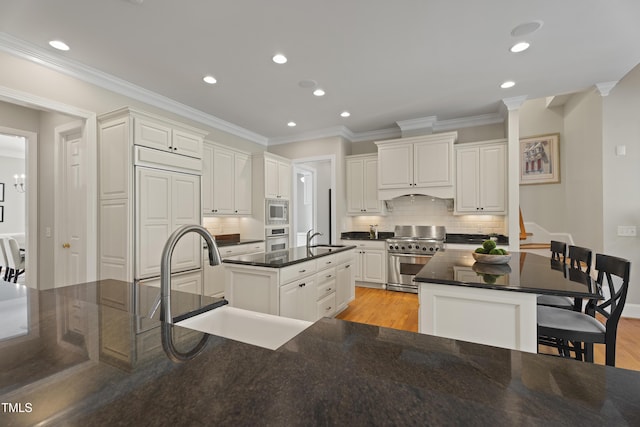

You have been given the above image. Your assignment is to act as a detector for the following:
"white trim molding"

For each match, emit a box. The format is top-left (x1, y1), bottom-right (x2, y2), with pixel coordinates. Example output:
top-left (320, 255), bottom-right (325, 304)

top-left (623, 303), bottom-right (640, 319)
top-left (595, 81), bottom-right (618, 97)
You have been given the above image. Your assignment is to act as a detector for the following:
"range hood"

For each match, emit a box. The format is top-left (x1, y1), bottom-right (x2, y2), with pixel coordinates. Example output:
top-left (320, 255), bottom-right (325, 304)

top-left (377, 186), bottom-right (454, 202)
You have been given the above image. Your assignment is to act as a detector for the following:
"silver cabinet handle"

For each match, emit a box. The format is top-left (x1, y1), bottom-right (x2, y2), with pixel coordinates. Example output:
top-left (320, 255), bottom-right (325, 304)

top-left (326, 306), bottom-right (332, 311)
top-left (326, 274), bottom-right (332, 278)
top-left (298, 283), bottom-right (306, 287)
top-left (299, 269), bottom-right (306, 273)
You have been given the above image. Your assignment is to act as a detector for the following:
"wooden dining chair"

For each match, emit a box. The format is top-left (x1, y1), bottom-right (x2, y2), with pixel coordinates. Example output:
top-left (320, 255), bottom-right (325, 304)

top-left (2, 238), bottom-right (25, 283)
top-left (537, 253), bottom-right (631, 366)
top-left (537, 241), bottom-right (575, 310)
top-left (0, 237), bottom-right (9, 280)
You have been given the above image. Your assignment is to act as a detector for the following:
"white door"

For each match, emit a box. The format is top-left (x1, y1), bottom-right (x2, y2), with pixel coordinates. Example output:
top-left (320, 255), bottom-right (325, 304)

top-left (58, 127), bottom-right (87, 287)
top-left (212, 146), bottom-right (234, 213)
top-left (346, 159), bottom-right (365, 213)
top-left (171, 173), bottom-right (201, 272)
top-left (234, 152), bottom-right (252, 214)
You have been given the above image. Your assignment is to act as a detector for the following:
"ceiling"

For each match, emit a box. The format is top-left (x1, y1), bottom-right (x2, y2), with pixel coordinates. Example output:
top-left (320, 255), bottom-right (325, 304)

top-left (1, 0), bottom-right (639, 145)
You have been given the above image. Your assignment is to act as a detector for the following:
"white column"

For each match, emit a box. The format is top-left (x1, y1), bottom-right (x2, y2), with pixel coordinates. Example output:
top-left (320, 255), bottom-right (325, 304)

top-left (502, 96), bottom-right (527, 252)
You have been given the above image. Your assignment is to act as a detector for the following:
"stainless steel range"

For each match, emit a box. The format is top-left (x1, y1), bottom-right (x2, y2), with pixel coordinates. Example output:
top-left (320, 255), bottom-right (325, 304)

top-left (386, 225), bottom-right (446, 293)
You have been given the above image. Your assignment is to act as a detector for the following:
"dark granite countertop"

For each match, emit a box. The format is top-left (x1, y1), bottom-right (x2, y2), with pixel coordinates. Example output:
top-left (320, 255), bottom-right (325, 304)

top-left (223, 244), bottom-right (357, 268)
top-left (445, 233), bottom-right (509, 245)
top-left (1, 279), bottom-right (639, 425)
top-left (213, 238), bottom-right (264, 248)
top-left (414, 249), bottom-right (601, 299)
top-left (340, 231), bottom-right (394, 241)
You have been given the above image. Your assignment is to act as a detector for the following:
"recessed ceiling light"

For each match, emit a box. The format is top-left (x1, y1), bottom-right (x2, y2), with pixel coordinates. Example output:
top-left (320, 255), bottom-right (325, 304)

top-left (49, 40), bottom-right (70, 51)
top-left (500, 81), bottom-right (516, 89)
top-left (313, 89), bottom-right (325, 97)
top-left (272, 54), bottom-right (287, 64)
top-left (510, 42), bottom-right (530, 53)
top-left (340, 111), bottom-right (351, 118)
top-left (203, 75), bottom-right (217, 84)
top-left (287, 121), bottom-right (296, 127)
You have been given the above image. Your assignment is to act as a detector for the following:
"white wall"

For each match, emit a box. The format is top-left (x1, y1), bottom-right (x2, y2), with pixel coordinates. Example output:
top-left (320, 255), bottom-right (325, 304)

top-left (0, 155), bottom-right (25, 234)
top-left (602, 64), bottom-right (640, 305)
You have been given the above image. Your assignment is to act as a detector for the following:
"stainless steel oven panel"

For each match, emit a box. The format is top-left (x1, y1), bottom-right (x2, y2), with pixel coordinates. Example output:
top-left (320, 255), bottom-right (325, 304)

top-left (387, 253), bottom-right (433, 293)
top-left (266, 236), bottom-right (289, 253)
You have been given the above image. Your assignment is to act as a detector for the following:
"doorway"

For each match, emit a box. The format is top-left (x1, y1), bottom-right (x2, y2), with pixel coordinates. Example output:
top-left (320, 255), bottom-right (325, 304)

top-left (292, 156), bottom-right (335, 246)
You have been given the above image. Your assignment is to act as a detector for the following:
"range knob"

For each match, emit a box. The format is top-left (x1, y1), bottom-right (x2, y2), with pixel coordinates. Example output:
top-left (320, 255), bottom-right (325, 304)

top-left (422, 246), bottom-right (427, 251)
top-left (394, 245), bottom-right (399, 250)
top-left (401, 246), bottom-right (405, 250)
top-left (435, 247), bottom-right (440, 251)
top-left (389, 245), bottom-right (394, 250)
top-left (407, 244), bottom-right (412, 249)
top-left (429, 247), bottom-right (434, 252)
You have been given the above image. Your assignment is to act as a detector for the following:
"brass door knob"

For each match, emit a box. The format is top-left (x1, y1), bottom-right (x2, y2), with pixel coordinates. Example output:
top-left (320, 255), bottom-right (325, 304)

top-left (62, 243), bottom-right (71, 249)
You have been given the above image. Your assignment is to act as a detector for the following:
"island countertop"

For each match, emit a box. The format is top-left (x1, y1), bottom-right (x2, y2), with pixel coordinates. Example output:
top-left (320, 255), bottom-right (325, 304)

top-left (1, 280), bottom-right (639, 425)
top-left (223, 244), bottom-right (357, 268)
top-left (414, 248), bottom-right (601, 299)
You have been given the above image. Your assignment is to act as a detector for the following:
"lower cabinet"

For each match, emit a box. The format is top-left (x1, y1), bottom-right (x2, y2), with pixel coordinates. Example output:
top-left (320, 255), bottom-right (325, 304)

top-left (280, 276), bottom-right (318, 322)
top-left (204, 242), bottom-right (265, 298)
top-left (343, 240), bottom-right (386, 284)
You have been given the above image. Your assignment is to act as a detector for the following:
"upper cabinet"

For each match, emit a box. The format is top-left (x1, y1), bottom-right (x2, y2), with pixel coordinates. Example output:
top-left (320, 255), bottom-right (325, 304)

top-left (202, 142), bottom-right (252, 216)
top-left (455, 139), bottom-right (507, 215)
top-left (346, 154), bottom-right (383, 215)
top-left (133, 114), bottom-right (203, 159)
top-left (263, 153), bottom-right (291, 199)
top-left (375, 132), bottom-right (457, 200)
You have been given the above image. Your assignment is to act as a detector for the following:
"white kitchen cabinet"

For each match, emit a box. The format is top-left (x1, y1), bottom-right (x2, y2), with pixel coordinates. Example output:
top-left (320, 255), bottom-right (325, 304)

top-left (280, 276), bottom-right (317, 322)
top-left (335, 254), bottom-right (355, 312)
top-left (202, 142), bottom-right (252, 216)
top-left (204, 241), bottom-right (265, 298)
top-left (98, 107), bottom-right (207, 283)
top-left (346, 154), bottom-right (383, 214)
top-left (375, 132), bottom-right (458, 200)
top-left (455, 140), bottom-right (506, 214)
top-left (264, 154), bottom-right (291, 199)
top-left (136, 167), bottom-right (201, 279)
top-left (134, 114), bottom-right (202, 159)
top-left (342, 240), bottom-right (386, 285)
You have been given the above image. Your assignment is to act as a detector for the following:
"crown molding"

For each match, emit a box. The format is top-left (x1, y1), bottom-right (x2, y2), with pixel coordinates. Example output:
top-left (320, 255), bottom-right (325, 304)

top-left (433, 112), bottom-right (504, 132)
top-left (595, 81), bottom-right (618, 97)
top-left (0, 32), bottom-right (268, 146)
top-left (396, 116), bottom-right (437, 135)
top-left (268, 126), bottom-right (353, 146)
top-left (502, 95), bottom-right (528, 111)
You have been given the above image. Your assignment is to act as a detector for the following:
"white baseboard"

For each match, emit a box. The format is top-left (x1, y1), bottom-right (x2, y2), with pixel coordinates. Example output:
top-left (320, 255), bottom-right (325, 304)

top-left (623, 303), bottom-right (640, 319)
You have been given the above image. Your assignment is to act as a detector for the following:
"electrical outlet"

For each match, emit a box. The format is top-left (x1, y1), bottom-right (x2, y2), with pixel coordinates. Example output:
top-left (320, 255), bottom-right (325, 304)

top-left (617, 225), bottom-right (637, 237)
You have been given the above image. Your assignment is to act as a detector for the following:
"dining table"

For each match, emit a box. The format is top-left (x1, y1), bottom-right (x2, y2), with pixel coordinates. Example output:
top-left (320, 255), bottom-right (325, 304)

top-left (413, 249), bottom-right (601, 353)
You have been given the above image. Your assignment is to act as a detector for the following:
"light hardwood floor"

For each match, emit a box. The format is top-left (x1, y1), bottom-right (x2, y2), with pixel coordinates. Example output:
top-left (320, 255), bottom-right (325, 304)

top-left (337, 286), bottom-right (640, 371)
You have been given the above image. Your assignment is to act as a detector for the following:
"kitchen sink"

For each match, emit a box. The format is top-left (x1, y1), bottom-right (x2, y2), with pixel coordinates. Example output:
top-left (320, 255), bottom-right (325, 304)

top-left (176, 306), bottom-right (312, 350)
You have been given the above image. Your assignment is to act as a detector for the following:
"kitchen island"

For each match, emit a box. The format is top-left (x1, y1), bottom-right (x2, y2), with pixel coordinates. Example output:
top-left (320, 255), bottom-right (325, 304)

top-left (414, 249), bottom-right (600, 353)
top-left (223, 245), bottom-right (357, 321)
top-left (1, 279), bottom-right (639, 426)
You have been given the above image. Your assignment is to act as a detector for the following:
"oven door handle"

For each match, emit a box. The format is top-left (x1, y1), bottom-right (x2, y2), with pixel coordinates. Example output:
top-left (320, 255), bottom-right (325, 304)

top-left (389, 253), bottom-right (433, 259)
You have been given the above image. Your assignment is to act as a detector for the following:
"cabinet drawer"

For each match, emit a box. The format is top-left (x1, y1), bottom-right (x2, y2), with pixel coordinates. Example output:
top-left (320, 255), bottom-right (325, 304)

top-left (281, 259), bottom-right (317, 284)
top-left (337, 249), bottom-right (356, 264)
top-left (317, 277), bottom-right (336, 300)
top-left (316, 266), bottom-right (337, 285)
top-left (218, 245), bottom-right (247, 258)
top-left (317, 254), bottom-right (338, 269)
top-left (241, 242), bottom-right (265, 255)
top-left (317, 292), bottom-right (336, 318)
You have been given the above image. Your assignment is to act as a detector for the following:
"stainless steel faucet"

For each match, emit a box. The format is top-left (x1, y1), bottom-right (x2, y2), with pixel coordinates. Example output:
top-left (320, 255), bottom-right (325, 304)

top-left (306, 228), bottom-right (323, 248)
top-left (160, 224), bottom-right (222, 324)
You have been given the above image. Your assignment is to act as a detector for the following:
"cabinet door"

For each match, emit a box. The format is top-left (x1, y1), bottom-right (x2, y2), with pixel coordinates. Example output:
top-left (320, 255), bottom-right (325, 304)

top-left (277, 161), bottom-right (291, 199)
top-left (201, 143), bottom-right (214, 214)
top-left (171, 173), bottom-right (202, 272)
top-left (377, 143), bottom-right (413, 189)
top-left (134, 118), bottom-right (171, 152)
top-left (212, 146), bottom-right (235, 214)
top-left (346, 159), bottom-right (365, 213)
top-left (264, 157), bottom-right (279, 199)
top-left (479, 144), bottom-right (506, 213)
top-left (336, 261), bottom-right (354, 310)
top-left (353, 251), bottom-right (363, 281)
top-left (172, 129), bottom-right (202, 159)
top-left (136, 167), bottom-right (172, 278)
top-left (363, 158), bottom-right (381, 212)
top-left (414, 140), bottom-right (452, 187)
top-left (280, 281), bottom-right (301, 320)
top-left (362, 250), bottom-right (385, 283)
top-left (234, 152), bottom-right (252, 214)
top-left (455, 147), bottom-right (480, 212)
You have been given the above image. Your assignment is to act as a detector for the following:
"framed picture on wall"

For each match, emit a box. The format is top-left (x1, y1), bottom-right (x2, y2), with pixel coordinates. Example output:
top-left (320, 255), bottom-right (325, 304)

top-left (0, 206), bottom-right (3, 223)
top-left (0, 183), bottom-right (4, 202)
top-left (519, 133), bottom-right (560, 185)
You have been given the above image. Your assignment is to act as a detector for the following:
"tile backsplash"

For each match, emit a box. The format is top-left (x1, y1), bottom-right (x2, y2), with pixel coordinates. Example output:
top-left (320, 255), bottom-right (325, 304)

top-left (203, 217), bottom-right (243, 236)
top-left (347, 196), bottom-right (506, 235)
